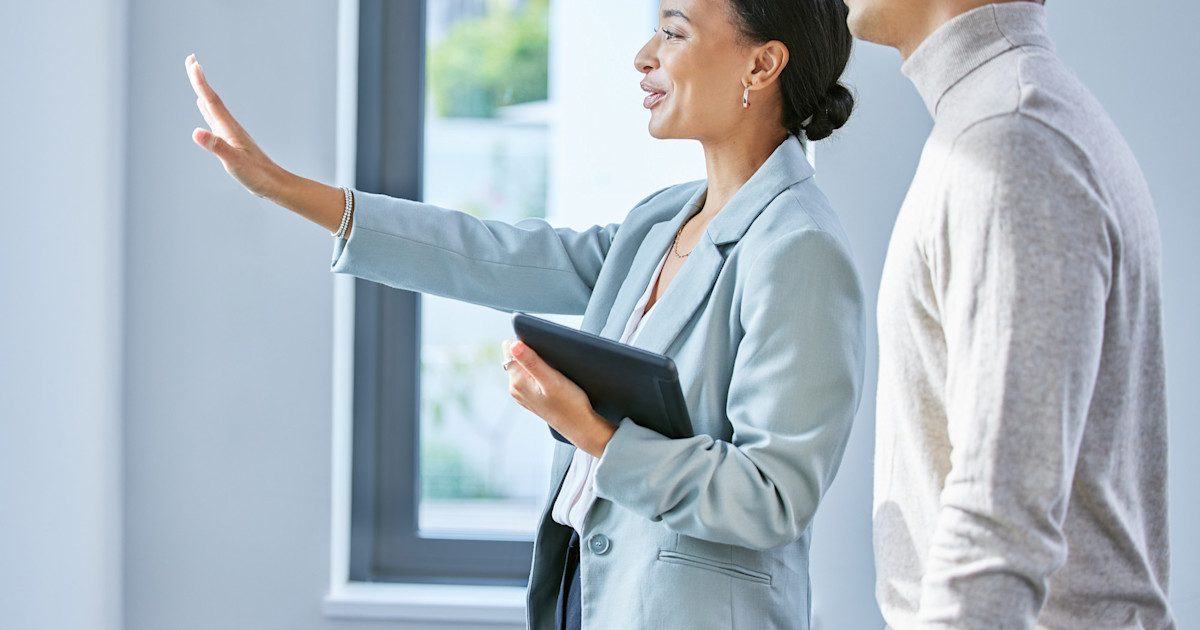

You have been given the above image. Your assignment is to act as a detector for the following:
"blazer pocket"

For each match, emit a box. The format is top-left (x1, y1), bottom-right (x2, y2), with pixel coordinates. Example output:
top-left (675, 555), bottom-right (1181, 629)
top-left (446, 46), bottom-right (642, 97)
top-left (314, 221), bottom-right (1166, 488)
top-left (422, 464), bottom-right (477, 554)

top-left (657, 550), bottom-right (773, 586)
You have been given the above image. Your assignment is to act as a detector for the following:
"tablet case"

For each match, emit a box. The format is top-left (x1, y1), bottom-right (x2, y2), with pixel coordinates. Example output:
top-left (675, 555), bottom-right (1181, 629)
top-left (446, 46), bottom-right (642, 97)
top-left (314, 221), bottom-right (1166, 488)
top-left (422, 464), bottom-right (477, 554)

top-left (512, 313), bottom-right (693, 443)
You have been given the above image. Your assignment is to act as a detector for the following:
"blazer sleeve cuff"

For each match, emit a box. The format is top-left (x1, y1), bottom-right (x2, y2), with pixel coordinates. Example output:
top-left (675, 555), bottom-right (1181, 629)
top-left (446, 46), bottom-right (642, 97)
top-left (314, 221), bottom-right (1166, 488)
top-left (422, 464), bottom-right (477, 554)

top-left (592, 418), bottom-right (709, 507)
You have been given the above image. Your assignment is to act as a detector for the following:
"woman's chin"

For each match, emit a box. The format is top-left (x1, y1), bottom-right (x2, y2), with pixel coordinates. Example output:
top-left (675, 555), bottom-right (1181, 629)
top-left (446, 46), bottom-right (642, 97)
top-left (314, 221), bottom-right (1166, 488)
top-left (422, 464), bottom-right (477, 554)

top-left (646, 119), bottom-right (674, 140)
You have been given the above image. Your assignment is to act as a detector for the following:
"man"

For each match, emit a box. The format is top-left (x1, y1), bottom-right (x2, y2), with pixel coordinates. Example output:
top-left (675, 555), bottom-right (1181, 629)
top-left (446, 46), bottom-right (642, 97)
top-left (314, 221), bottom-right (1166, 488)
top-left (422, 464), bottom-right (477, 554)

top-left (844, 0), bottom-right (1174, 627)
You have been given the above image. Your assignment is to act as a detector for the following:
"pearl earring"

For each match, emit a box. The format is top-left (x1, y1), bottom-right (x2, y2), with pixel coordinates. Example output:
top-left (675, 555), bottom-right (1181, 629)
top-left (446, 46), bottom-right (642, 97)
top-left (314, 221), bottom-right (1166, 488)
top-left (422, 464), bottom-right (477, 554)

top-left (743, 85), bottom-right (750, 109)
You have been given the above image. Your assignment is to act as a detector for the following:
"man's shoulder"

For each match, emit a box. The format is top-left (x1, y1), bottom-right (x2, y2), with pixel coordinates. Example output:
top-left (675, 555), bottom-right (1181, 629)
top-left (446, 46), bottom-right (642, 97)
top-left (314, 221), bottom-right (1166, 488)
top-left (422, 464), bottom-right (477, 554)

top-left (943, 45), bottom-right (1121, 170)
top-left (933, 112), bottom-right (1110, 233)
top-left (943, 112), bottom-right (1089, 187)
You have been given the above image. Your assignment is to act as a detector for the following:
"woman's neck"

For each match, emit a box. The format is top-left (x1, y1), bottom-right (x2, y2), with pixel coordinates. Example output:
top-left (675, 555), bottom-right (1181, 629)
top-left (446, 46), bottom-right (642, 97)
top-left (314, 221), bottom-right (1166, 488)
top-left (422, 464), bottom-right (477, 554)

top-left (698, 127), bottom-right (789, 218)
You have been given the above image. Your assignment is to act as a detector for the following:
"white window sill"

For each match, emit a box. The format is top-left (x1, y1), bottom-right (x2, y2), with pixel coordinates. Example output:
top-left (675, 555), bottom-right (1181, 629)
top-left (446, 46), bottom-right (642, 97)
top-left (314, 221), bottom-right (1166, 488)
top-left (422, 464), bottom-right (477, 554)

top-left (323, 581), bottom-right (526, 625)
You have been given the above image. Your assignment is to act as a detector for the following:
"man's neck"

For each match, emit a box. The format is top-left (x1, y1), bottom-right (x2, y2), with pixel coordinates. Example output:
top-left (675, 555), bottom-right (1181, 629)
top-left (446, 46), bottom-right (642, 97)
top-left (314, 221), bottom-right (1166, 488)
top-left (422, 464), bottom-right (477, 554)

top-left (899, 0), bottom-right (1042, 61)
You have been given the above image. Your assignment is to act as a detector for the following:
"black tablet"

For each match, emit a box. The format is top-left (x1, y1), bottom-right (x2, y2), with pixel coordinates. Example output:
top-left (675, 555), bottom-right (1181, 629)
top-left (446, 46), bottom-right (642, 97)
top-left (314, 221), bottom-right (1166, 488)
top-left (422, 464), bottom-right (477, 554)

top-left (512, 313), bottom-right (693, 443)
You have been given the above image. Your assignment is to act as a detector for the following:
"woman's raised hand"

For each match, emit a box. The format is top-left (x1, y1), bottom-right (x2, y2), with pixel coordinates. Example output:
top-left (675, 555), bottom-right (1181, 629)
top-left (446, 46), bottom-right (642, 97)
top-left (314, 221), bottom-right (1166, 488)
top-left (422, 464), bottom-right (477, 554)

top-left (186, 54), bottom-right (281, 199)
top-left (185, 55), bottom-right (348, 234)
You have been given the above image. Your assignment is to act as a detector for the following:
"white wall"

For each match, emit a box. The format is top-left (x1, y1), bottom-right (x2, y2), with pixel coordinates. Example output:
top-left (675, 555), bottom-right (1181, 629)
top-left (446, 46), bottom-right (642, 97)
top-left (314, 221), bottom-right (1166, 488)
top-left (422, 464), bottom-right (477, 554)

top-left (0, 1), bottom-right (126, 629)
top-left (120, 1), bottom-right (386, 628)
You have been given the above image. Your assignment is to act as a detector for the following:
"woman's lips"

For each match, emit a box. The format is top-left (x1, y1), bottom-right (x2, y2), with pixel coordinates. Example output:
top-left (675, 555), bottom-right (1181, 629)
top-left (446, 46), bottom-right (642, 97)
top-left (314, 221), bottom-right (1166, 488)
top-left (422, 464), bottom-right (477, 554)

top-left (641, 81), bottom-right (666, 109)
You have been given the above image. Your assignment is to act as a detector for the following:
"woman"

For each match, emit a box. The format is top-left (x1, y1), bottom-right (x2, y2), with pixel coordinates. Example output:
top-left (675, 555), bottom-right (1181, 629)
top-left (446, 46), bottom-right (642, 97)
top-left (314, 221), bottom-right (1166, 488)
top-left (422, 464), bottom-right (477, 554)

top-left (187, 0), bottom-right (863, 628)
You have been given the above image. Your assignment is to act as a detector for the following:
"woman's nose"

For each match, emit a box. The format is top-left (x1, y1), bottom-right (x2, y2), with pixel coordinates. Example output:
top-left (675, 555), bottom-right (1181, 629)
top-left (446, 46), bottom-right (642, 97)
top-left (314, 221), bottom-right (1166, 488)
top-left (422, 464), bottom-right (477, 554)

top-left (633, 36), bottom-right (658, 74)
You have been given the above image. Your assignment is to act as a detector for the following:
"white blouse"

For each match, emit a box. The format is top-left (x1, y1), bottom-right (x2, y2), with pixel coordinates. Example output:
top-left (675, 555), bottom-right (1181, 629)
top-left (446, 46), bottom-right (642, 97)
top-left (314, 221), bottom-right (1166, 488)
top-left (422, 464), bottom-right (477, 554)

top-left (550, 248), bottom-right (671, 534)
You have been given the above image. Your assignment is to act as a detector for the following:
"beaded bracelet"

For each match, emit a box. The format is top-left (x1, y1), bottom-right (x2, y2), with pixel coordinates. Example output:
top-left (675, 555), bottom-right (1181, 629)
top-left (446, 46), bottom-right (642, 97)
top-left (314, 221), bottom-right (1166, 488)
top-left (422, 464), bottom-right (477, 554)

top-left (333, 186), bottom-right (354, 239)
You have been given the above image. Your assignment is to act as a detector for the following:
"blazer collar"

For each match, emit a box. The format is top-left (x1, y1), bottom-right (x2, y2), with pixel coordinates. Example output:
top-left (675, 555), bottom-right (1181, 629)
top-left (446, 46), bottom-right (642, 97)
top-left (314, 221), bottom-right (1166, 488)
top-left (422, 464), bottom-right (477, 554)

top-left (602, 136), bottom-right (814, 354)
top-left (903, 2), bottom-right (1053, 118)
top-left (704, 135), bottom-right (814, 246)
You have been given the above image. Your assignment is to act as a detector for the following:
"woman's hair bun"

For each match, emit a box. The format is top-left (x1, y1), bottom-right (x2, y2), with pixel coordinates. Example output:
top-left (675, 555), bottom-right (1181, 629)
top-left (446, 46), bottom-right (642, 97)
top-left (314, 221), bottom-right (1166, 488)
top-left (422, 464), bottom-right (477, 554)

top-left (804, 82), bottom-right (854, 142)
top-left (728, 0), bottom-right (855, 142)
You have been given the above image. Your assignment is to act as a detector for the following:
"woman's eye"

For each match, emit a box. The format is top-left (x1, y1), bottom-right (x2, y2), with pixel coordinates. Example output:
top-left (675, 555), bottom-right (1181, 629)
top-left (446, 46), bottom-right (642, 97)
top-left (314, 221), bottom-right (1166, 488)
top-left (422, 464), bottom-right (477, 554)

top-left (653, 27), bottom-right (681, 40)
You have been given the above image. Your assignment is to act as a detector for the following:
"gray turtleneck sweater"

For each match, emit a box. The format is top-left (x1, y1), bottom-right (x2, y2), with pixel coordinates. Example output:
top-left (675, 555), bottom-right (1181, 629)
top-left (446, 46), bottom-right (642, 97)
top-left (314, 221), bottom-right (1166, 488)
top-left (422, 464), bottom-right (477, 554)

top-left (874, 3), bottom-right (1173, 629)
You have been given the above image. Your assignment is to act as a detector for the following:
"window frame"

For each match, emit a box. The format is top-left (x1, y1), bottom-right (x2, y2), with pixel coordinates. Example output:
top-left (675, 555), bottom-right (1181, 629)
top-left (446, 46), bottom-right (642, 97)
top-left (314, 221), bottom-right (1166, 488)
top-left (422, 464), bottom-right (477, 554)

top-left (347, 0), bottom-right (537, 587)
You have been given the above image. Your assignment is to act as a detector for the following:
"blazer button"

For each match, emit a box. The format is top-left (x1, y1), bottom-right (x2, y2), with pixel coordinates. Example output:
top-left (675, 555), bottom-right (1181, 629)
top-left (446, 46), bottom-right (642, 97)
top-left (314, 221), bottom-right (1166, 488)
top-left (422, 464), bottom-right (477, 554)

top-left (587, 534), bottom-right (611, 556)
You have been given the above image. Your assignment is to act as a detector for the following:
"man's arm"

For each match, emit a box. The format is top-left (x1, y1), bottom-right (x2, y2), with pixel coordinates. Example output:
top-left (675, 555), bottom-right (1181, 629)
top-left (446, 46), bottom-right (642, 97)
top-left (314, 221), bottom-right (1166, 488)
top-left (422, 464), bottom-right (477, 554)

top-left (917, 116), bottom-right (1114, 628)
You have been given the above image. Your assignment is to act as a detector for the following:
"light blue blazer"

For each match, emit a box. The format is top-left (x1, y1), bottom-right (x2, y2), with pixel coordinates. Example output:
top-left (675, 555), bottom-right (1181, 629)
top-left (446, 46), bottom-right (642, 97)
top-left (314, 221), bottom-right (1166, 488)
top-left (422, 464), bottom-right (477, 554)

top-left (332, 137), bottom-right (865, 630)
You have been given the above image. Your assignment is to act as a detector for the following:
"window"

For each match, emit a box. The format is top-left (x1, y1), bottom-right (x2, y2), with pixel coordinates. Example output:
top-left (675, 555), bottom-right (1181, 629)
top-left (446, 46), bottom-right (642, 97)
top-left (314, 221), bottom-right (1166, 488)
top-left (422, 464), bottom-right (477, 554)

top-left (347, 0), bottom-right (705, 587)
top-left (350, 0), bottom-right (555, 586)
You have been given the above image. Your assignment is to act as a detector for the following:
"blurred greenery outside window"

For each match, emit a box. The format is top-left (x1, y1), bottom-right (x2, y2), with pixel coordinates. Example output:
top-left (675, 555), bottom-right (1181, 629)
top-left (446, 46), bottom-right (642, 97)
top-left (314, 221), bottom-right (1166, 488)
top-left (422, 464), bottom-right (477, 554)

top-left (428, 0), bottom-right (549, 119)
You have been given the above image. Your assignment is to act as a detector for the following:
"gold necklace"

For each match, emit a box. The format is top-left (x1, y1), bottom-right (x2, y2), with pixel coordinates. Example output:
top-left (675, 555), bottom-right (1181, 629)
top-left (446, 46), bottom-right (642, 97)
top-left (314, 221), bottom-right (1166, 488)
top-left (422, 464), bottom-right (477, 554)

top-left (671, 220), bottom-right (694, 259)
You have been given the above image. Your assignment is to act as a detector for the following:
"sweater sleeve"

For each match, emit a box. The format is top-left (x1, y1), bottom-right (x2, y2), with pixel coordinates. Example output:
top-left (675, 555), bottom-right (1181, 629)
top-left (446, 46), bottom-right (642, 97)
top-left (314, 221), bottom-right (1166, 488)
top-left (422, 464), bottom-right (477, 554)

top-left (916, 115), bottom-right (1114, 628)
top-left (592, 225), bottom-right (865, 549)
top-left (331, 190), bottom-right (621, 315)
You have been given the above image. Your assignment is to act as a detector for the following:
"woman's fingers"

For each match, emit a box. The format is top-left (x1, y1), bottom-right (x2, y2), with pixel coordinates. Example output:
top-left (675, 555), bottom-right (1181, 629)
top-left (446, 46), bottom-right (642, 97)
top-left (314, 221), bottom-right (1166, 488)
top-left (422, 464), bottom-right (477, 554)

top-left (195, 97), bottom-right (215, 130)
top-left (191, 127), bottom-right (211, 151)
top-left (185, 55), bottom-right (247, 141)
top-left (503, 341), bottom-right (536, 397)
top-left (185, 55), bottom-right (219, 111)
top-left (510, 342), bottom-right (552, 386)
top-left (186, 55), bottom-right (223, 113)
top-left (501, 340), bottom-right (613, 456)
top-left (192, 127), bottom-right (232, 160)
top-left (195, 94), bottom-right (238, 147)
top-left (186, 54), bottom-right (283, 197)
top-left (505, 341), bottom-right (585, 411)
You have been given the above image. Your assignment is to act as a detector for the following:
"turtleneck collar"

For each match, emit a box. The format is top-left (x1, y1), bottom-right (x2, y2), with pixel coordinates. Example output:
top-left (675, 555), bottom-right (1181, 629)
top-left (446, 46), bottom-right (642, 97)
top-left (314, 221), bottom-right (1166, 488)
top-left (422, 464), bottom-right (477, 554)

top-left (901, 2), bottom-right (1053, 118)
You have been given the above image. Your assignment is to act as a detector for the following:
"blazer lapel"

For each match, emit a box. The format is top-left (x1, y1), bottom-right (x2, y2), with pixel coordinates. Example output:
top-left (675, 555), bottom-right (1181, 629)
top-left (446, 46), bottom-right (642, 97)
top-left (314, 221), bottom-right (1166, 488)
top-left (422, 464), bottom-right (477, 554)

top-left (631, 236), bottom-right (725, 355)
top-left (598, 185), bottom-right (708, 340)
top-left (632, 137), bottom-right (815, 355)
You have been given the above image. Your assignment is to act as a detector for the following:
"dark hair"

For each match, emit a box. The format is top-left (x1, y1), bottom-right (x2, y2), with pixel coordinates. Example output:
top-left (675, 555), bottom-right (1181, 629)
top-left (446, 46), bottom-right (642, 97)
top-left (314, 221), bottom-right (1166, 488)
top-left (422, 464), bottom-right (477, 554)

top-left (727, 0), bottom-right (855, 141)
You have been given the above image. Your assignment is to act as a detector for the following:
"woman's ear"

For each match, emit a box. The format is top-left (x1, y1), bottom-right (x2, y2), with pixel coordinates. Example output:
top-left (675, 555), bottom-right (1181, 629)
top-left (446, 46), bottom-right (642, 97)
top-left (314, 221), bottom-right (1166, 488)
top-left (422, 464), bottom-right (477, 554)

top-left (744, 40), bottom-right (789, 91)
